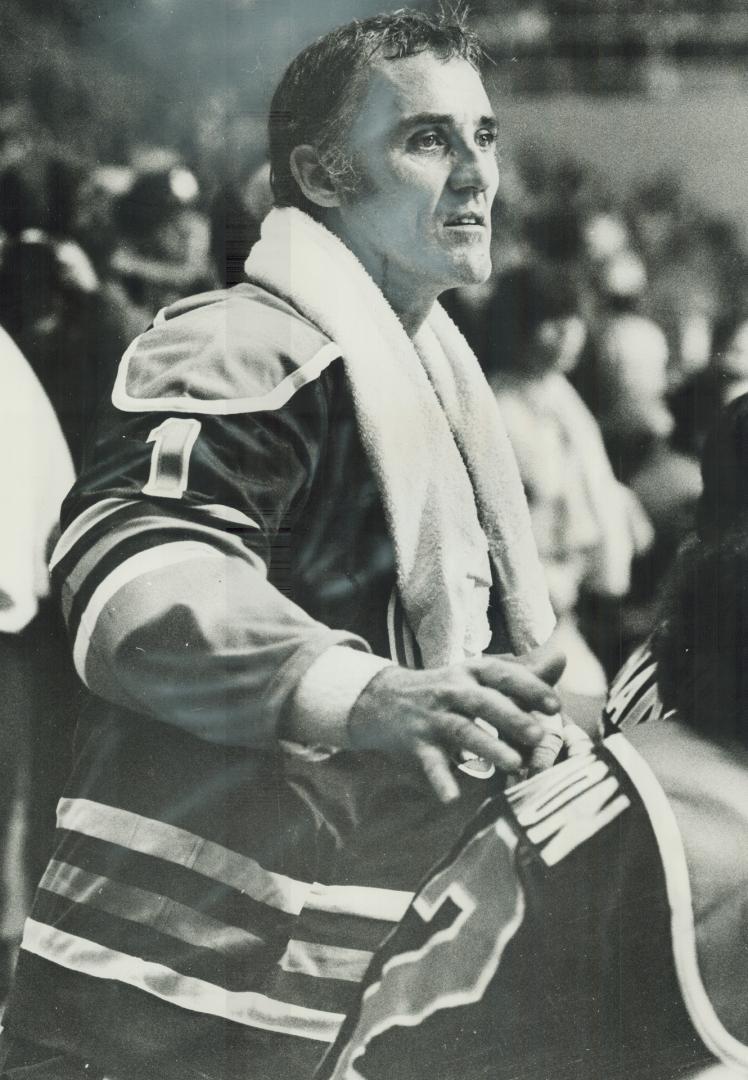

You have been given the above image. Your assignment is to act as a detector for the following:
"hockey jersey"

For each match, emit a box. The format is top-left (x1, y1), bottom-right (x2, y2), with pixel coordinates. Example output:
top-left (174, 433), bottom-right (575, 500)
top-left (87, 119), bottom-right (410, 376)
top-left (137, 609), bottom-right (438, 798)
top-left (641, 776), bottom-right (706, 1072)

top-left (602, 638), bottom-right (671, 734)
top-left (4, 284), bottom-right (506, 1080)
top-left (318, 726), bottom-right (748, 1080)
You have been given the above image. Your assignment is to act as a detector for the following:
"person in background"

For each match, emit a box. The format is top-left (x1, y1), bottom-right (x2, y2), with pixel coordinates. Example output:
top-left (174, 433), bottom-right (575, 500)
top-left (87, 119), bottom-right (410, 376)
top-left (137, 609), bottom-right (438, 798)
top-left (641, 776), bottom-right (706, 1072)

top-left (209, 161), bottom-right (273, 287)
top-left (670, 311), bottom-right (748, 462)
top-left (582, 312), bottom-right (675, 476)
top-left (485, 264), bottom-right (651, 726)
top-left (0, 155), bottom-right (127, 471)
top-left (714, 314), bottom-right (748, 406)
top-left (0, 230), bottom-right (117, 470)
top-left (0, 324), bottom-right (75, 1002)
top-left (604, 389), bottom-right (748, 732)
top-left (575, 311), bottom-right (701, 667)
top-left (107, 162), bottom-right (215, 342)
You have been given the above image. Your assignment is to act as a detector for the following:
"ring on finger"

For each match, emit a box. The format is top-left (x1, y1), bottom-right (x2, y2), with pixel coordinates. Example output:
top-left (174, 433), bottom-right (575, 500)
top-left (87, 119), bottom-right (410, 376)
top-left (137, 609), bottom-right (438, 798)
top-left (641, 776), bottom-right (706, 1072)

top-left (457, 716), bottom-right (499, 780)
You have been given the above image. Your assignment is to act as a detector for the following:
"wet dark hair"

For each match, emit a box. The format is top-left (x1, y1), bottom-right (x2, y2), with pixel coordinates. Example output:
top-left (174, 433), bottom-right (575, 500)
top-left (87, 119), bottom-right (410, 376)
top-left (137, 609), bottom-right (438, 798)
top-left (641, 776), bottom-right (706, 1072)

top-left (653, 527), bottom-right (748, 745)
top-left (268, 7), bottom-right (485, 214)
top-left (653, 392), bottom-right (748, 743)
top-left (697, 391), bottom-right (748, 541)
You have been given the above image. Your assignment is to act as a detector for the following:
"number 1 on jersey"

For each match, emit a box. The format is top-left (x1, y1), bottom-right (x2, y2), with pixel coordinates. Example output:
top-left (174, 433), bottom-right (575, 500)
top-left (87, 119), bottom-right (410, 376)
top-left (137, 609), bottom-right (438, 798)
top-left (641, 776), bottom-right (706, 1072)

top-left (142, 417), bottom-right (202, 499)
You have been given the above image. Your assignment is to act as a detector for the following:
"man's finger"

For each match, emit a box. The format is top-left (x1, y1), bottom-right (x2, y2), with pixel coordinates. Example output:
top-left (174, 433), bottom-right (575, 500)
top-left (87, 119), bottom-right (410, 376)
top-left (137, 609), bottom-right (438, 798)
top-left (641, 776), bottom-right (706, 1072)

top-left (451, 685), bottom-right (544, 747)
top-left (527, 714), bottom-right (564, 775)
top-left (471, 656), bottom-right (561, 715)
top-left (443, 715), bottom-right (525, 772)
top-left (414, 741), bottom-right (461, 803)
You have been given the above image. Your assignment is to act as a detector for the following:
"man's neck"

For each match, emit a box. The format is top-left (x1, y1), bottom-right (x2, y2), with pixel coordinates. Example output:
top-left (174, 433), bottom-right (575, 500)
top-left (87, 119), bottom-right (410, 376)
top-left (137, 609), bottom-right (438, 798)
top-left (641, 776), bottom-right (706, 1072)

top-left (321, 211), bottom-right (435, 339)
top-left (387, 293), bottom-right (433, 338)
top-left (362, 254), bottom-right (436, 339)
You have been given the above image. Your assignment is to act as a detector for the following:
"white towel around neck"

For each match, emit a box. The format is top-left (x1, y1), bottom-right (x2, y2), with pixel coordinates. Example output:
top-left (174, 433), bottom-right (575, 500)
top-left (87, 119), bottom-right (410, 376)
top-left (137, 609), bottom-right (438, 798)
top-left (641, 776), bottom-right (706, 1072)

top-left (245, 207), bottom-right (554, 666)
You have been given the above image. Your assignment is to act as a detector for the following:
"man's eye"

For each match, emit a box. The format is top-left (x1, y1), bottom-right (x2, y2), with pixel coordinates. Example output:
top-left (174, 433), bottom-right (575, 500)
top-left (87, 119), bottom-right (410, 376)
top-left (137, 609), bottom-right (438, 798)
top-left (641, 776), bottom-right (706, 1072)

top-left (413, 131), bottom-right (445, 150)
top-left (476, 129), bottom-right (497, 149)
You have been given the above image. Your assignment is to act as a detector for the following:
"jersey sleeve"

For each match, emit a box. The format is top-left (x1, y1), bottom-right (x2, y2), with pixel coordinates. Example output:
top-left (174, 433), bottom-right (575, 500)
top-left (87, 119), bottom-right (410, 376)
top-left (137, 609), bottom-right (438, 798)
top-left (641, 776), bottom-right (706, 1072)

top-left (52, 293), bottom-right (384, 747)
top-left (602, 640), bottom-right (670, 734)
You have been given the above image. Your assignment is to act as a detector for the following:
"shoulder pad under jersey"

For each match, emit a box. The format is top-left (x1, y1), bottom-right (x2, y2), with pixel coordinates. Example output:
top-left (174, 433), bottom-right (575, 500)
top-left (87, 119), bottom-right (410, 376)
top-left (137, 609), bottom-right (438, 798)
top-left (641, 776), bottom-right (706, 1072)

top-left (111, 283), bottom-right (340, 415)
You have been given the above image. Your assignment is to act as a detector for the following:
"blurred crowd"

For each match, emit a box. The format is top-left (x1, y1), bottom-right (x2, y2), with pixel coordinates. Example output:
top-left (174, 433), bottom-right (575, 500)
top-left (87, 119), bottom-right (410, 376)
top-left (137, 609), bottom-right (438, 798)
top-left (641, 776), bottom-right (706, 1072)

top-left (1, 119), bottom-right (747, 995)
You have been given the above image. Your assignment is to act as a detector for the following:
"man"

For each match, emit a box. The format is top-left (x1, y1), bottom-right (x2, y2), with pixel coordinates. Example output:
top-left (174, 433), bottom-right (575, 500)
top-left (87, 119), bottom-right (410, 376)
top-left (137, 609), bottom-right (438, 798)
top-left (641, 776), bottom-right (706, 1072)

top-left (317, 437), bottom-right (748, 1080)
top-left (2, 10), bottom-right (563, 1080)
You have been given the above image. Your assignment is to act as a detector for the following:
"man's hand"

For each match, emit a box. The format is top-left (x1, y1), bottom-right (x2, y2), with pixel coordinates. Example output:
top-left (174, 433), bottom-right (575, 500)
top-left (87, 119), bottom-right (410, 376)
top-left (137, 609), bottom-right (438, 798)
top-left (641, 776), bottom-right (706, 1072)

top-left (347, 647), bottom-right (565, 803)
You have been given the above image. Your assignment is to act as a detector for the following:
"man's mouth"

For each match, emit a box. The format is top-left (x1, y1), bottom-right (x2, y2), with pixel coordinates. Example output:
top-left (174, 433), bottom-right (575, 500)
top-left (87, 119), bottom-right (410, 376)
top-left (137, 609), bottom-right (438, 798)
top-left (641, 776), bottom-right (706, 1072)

top-left (444, 212), bottom-right (485, 227)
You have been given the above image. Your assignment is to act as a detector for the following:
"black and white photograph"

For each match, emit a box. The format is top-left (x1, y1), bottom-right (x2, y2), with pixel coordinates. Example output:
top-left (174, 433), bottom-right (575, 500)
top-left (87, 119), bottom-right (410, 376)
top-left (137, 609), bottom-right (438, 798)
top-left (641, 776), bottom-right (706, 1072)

top-left (1, 1), bottom-right (747, 1077)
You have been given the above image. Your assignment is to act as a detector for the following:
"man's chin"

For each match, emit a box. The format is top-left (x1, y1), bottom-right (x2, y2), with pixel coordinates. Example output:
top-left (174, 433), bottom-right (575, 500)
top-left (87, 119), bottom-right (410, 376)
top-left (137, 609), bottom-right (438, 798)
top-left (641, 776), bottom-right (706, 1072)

top-left (451, 253), bottom-right (493, 288)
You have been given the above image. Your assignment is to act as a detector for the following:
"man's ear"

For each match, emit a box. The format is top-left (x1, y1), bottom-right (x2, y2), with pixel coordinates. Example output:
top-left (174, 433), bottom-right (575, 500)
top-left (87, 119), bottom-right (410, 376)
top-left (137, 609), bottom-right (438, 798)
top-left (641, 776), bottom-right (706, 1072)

top-left (289, 145), bottom-right (341, 209)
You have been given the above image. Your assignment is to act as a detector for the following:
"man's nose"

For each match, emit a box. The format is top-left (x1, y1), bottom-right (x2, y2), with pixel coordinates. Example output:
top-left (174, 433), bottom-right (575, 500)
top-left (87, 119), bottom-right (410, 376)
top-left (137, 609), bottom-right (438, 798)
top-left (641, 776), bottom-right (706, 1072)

top-left (449, 138), bottom-right (498, 194)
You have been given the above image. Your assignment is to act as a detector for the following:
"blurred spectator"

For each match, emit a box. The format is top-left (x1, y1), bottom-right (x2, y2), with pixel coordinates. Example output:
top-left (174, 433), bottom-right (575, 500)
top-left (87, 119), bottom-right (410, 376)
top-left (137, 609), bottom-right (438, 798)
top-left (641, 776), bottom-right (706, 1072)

top-left (654, 520), bottom-right (748, 747)
top-left (595, 314), bottom-right (701, 536)
top-left (484, 265), bottom-right (651, 718)
top-left (582, 313), bottom-right (675, 475)
top-left (107, 160), bottom-right (215, 340)
top-left (72, 164), bottom-right (134, 276)
top-left (583, 211), bottom-right (631, 265)
top-left (0, 323), bottom-right (73, 665)
top-left (670, 310), bottom-right (748, 461)
top-left (576, 311), bottom-right (700, 662)
top-left (209, 179), bottom-right (258, 288)
top-left (0, 167), bottom-right (42, 238)
top-left (0, 324), bottom-right (76, 1000)
top-left (605, 389), bottom-right (748, 735)
top-left (209, 160), bottom-right (272, 286)
top-left (0, 229), bottom-right (124, 469)
top-left (629, 174), bottom-right (729, 405)
top-left (647, 257), bottom-right (717, 398)
top-left (717, 314), bottom-right (748, 404)
top-left (524, 206), bottom-right (585, 266)
top-left (592, 247), bottom-right (649, 315)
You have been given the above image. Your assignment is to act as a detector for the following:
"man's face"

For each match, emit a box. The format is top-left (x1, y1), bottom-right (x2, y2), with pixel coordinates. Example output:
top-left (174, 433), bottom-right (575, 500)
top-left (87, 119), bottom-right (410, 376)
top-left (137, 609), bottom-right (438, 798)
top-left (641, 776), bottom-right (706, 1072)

top-left (330, 51), bottom-right (499, 307)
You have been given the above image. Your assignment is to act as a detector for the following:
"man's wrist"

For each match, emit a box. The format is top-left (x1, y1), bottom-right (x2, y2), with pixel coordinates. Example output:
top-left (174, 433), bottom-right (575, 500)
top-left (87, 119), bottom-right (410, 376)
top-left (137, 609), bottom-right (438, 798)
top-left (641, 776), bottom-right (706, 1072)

top-left (287, 645), bottom-right (394, 747)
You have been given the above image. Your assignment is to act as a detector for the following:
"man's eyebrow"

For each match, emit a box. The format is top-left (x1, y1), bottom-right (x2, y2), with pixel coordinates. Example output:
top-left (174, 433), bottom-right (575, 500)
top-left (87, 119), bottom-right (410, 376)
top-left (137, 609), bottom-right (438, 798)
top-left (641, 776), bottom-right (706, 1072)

top-left (395, 112), bottom-right (498, 133)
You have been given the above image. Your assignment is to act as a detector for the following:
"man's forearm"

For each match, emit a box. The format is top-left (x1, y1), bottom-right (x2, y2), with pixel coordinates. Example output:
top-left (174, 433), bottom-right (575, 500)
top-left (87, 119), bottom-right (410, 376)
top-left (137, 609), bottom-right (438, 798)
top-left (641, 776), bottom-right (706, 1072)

top-left (55, 500), bottom-right (374, 746)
